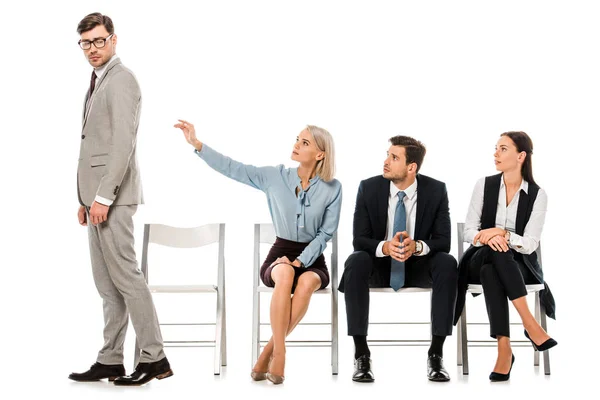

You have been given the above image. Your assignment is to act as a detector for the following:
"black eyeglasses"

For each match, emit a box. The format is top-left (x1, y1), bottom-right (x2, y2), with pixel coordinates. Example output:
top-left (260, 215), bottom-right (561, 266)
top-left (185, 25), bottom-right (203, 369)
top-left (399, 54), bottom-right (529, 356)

top-left (78, 34), bottom-right (114, 50)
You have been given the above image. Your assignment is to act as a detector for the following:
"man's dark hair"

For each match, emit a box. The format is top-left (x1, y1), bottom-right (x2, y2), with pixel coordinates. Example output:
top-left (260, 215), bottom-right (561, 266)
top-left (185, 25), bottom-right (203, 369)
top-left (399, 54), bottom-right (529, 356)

top-left (77, 12), bottom-right (114, 35)
top-left (389, 135), bottom-right (426, 173)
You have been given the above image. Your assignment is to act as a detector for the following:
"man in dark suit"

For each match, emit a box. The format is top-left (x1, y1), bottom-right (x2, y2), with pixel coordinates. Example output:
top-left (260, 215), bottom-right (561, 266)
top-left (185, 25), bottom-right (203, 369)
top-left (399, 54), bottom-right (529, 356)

top-left (339, 136), bottom-right (458, 382)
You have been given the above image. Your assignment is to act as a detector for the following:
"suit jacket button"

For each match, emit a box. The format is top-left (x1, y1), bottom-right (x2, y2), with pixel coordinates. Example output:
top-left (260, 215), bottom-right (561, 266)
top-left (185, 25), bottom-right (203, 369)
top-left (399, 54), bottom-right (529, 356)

top-left (81, 135), bottom-right (85, 139)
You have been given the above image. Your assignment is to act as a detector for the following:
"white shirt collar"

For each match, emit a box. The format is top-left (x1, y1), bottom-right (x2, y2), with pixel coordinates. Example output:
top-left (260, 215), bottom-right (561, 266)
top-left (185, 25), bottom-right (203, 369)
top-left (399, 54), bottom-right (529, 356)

top-left (94, 54), bottom-right (118, 80)
top-left (500, 173), bottom-right (529, 194)
top-left (389, 178), bottom-right (418, 200)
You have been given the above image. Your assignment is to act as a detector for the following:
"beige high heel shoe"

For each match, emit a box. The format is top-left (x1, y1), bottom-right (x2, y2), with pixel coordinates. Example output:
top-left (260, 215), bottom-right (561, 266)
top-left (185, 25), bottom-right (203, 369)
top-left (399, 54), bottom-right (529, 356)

top-left (267, 356), bottom-right (285, 384)
top-left (251, 371), bottom-right (267, 381)
top-left (266, 372), bottom-right (285, 384)
top-left (251, 355), bottom-right (273, 381)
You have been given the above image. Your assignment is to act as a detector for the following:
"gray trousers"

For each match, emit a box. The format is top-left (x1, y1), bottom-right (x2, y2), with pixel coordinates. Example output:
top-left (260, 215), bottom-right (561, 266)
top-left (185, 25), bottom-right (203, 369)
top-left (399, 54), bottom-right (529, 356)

top-left (86, 205), bottom-right (165, 364)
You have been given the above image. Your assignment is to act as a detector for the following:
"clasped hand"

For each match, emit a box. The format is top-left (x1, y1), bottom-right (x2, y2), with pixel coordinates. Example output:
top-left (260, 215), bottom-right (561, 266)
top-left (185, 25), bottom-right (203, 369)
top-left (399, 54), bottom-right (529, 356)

top-left (384, 231), bottom-right (415, 262)
top-left (473, 227), bottom-right (509, 252)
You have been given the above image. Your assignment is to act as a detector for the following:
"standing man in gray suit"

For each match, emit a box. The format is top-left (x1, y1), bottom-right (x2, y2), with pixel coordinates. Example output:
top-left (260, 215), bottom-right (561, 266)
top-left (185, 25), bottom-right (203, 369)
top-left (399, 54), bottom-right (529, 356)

top-left (68, 12), bottom-right (173, 386)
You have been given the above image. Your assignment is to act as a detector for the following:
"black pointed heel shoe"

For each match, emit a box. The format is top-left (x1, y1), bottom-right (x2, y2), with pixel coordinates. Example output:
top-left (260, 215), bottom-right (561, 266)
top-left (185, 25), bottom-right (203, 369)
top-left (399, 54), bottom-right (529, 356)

top-left (524, 329), bottom-right (557, 352)
top-left (489, 354), bottom-right (515, 382)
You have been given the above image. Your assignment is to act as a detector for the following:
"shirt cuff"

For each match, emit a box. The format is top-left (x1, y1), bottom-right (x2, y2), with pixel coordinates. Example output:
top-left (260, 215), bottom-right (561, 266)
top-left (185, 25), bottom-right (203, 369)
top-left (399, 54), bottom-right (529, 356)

top-left (94, 195), bottom-right (113, 206)
top-left (375, 241), bottom-right (386, 258)
top-left (509, 232), bottom-right (524, 250)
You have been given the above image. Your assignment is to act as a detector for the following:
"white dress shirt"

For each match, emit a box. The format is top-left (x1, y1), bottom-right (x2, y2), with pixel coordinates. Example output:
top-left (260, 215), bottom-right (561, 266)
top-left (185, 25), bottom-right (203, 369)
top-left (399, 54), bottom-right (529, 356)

top-left (463, 175), bottom-right (547, 255)
top-left (375, 179), bottom-right (431, 257)
top-left (91, 54), bottom-right (119, 207)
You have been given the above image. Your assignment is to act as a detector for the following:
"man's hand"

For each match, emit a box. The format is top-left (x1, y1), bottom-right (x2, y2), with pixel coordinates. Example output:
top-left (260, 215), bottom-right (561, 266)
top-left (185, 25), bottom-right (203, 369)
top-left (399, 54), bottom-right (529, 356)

top-left (89, 201), bottom-right (109, 225)
top-left (473, 227), bottom-right (506, 245)
top-left (78, 205), bottom-right (87, 226)
top-left (383, 232), bottom-right (409, 262)
top-left (397, 231), bottom-right (417, 262)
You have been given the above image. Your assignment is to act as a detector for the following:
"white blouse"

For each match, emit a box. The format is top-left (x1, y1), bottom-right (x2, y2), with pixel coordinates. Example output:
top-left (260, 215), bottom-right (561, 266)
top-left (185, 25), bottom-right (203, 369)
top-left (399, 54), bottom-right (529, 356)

top-left (463, 176), bottom-right (547, 255)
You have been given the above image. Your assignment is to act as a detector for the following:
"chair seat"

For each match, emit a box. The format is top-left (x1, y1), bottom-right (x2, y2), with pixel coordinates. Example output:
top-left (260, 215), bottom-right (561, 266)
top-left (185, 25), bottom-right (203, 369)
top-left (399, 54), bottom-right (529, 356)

top-left (149, 284), bottom-right (218, 293)
top-left (467, 283), bottom-right (544, 294)
top-left (257, 286), bottom-right (332, 293)
top-left (370, 287), bottom-right (432, 293)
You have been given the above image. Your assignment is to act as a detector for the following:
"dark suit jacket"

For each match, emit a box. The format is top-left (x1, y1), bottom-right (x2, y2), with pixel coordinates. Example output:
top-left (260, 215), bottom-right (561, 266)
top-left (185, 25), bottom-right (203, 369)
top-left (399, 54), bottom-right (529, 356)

top-left (348, 174), bottom-right (451, 288)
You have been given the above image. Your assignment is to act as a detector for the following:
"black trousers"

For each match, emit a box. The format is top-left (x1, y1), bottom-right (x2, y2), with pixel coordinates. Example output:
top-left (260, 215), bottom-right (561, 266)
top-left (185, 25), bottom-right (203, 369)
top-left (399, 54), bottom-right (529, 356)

top-left (468, 247), bottom-right (536, 338)
top-left (342, 251), bottom-right (458, 337)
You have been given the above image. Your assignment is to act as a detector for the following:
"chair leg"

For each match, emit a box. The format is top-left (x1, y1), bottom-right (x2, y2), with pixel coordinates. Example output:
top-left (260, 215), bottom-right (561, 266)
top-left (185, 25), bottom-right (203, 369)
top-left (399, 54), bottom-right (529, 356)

top-left (457, 314), bottom-right (463, 366)
top-left (539, 295), bottom-right (551, 375)
top-left (534, 293), bottom-right (541, 367)
top-left (251, 291), bottom-right (260, 369)
top-left (214, 289), bottom-right (224, 375)
top-left (332, 291), bottom-right (339, 375)
top-left (460, 303), bottom-right (469, 375)
top-left (221, 287), bottom-right (227, 367)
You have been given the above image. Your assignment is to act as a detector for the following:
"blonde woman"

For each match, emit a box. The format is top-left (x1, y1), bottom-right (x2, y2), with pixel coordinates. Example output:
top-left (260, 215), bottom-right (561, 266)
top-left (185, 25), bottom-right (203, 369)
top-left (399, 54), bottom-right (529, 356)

top-left (175, 120), bottom-right (342, 384)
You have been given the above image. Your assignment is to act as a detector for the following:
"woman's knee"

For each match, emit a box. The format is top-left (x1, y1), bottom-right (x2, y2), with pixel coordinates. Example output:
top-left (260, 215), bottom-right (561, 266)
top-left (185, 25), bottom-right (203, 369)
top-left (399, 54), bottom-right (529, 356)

top-left (294, 272), bottom-right (321, 296)
top-left (490, 250), bottom-right (514, 264)
top-left (271, 263), bottom-right (295, 287)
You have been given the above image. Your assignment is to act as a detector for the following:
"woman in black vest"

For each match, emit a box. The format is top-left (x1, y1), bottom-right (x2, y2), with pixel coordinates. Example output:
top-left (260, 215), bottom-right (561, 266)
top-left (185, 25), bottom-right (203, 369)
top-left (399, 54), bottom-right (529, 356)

top-left (456, 131), bottom-right (556, 381)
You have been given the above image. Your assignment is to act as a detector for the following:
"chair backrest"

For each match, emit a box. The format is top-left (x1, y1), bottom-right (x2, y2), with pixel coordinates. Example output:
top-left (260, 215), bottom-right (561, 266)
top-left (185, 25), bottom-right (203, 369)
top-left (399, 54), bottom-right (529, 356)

top-left (141, 223), bottom-right (225, 285)
top-left (145, 223), bottom-right (223, 248)
top-left (253, 223), bottom-right (338, 290)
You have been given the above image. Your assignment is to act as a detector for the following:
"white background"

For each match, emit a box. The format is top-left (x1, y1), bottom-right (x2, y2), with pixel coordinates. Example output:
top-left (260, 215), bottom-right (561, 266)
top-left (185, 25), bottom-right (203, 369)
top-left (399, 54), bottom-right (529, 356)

top-left (0, 0), bottom-right (598, 399)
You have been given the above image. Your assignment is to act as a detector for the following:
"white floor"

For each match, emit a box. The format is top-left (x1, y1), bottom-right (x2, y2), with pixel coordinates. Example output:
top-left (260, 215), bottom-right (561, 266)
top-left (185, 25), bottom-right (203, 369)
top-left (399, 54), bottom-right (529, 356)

top-left (4, 228), bottom-right (590, 399)
top-left (12, 324), bottom-right (583, 400)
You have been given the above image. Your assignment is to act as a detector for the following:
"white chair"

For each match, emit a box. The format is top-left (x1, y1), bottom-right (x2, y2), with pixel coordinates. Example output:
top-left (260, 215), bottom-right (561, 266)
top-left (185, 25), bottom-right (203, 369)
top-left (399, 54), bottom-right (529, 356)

top-left (134, 223), bottom-right (227, 375)
top-left (251, 223), bottom-right (339, 375)
top-left (455, 222), bottom-right (551, 375)
top-left (366, 287), bottom-right (433, 347)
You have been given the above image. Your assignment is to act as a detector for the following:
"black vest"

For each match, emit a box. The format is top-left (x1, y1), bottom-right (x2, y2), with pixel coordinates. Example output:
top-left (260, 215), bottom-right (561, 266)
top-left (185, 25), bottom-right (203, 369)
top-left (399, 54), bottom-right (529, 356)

top-left (481, 173), bottom-right (543, 283)
top-left (453, 174), bottom-right (555, 325)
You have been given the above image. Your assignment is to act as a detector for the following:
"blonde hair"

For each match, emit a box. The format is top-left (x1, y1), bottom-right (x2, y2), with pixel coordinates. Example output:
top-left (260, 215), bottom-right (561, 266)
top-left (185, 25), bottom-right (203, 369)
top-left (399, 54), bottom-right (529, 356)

top-left (306, 125), bottom-right (336, 182)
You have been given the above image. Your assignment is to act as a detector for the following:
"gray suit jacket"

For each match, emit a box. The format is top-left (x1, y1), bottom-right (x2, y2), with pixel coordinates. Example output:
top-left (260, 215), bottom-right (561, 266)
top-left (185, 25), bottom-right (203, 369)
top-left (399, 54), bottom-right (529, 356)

top-left (77, 58), bottom-right (144, 206)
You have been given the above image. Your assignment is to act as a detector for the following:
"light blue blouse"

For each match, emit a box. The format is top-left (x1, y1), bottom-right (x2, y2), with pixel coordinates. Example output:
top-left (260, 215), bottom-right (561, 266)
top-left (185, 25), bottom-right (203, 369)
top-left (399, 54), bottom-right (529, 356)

top-left (195, 145), bottom-right (342, 267)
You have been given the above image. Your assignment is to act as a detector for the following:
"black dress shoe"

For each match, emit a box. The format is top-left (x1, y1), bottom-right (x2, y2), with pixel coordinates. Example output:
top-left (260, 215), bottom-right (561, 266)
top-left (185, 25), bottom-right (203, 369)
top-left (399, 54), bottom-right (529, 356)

top-left (113, 357), bottom-right (173, 386)
top-left (352, 355), bottom-right (374, 382)
top-left (69, 362), bottom-right (126, 382)
top-left (427, 354), bottom-right (450, 382)
top-left (490, 354), bottom-right (515, 382)
top-left (524, 329), bottom-right (558, 352)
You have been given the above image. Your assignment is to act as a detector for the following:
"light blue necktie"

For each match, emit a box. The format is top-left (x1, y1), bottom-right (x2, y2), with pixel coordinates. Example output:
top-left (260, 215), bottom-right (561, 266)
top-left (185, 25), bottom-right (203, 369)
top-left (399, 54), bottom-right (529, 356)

top-left (390, 191), bottom-right (406, 291)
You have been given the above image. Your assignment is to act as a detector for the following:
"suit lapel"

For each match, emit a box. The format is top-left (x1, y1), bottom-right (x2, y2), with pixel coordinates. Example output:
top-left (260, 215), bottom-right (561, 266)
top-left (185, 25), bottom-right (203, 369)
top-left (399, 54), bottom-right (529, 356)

top-left (82, 92), bottom-right (89, 123)
top-left (414, 175), bottom-right (425, 240)
top-left (82, 58), bottom-right (121, 130)
top-left (376, 176), bottom-right (390, 239)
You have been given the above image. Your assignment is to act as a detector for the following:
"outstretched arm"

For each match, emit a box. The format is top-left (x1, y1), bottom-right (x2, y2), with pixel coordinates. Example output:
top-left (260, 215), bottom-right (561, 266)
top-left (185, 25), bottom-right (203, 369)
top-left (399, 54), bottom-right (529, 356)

top-left (175, 120), bottom-right (276, 191)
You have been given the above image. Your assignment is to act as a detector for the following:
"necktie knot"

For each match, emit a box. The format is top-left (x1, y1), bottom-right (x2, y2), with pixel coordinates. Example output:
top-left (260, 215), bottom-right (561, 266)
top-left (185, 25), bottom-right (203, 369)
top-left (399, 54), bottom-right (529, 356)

top-left (397, 191), bottom-right (406, 201)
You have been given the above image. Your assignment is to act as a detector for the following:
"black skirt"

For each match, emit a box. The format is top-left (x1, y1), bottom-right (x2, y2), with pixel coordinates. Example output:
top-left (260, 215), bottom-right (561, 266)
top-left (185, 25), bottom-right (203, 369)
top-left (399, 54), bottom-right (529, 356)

top-left (260, 237), bottom-right (329, 291)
